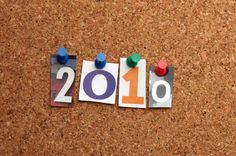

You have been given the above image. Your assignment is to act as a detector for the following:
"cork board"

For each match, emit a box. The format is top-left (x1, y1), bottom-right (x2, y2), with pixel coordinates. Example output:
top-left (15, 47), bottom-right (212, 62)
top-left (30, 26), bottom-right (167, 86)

top-left (1, 0), bottom-right (236, 155)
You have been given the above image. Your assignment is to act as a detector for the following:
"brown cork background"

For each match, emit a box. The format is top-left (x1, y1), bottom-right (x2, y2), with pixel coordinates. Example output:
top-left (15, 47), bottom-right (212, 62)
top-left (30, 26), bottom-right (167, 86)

top-left (1, 0), bottom-right (236, 155)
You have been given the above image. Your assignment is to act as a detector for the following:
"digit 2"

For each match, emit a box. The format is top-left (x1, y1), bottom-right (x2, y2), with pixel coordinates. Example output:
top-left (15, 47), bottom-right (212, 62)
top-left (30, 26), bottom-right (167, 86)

top-left (54, 67), bottom-right (75, 103)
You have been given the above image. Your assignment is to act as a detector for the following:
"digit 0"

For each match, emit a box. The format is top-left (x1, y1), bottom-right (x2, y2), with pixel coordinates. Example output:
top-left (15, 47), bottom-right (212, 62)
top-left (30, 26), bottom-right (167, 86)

top-left (83, 70), bottom-right (116, 99)
top-left (151, 80), bottom-right (171, 103)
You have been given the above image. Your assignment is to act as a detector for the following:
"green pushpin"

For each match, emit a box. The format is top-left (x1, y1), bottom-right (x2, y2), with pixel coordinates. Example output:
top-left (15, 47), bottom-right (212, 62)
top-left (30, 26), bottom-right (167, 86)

top-left (126, 53), bottom-right (141, 68)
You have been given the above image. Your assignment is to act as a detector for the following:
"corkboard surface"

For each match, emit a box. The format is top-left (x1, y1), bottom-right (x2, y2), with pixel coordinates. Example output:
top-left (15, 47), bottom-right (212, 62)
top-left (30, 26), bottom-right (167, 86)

top-left (1, 0), bottom-right (236, 155)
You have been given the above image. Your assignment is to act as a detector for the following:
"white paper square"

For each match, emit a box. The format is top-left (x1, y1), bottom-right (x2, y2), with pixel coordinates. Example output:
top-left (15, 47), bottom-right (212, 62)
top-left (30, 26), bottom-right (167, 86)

top-left (78, 60), bottom-right (119, 104)
top-left (119, 58), bottom-right (146, 108)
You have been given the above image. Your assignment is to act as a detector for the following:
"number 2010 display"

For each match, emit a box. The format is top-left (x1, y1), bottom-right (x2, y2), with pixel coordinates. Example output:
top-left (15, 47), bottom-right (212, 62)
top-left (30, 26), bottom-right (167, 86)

top-left (50, 51), bottom-right (174, 109)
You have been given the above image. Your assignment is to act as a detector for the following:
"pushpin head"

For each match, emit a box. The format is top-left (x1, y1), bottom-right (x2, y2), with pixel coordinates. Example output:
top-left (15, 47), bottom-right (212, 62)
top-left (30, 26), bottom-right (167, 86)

top-left (126, 53), bottom-right (141, 68)
top-left (57, 47), bottom-right (69, 64)
top-left (95, 53), bottom-right (106, 69)
top-left (155, 60), bottom-right (168, 76)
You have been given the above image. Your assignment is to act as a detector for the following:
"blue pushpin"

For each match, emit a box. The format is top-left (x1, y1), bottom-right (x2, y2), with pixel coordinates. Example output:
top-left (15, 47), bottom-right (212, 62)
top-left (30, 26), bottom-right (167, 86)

top-left (95, 53), bottom-right (106, 69)
top-left (57, 47), bottom-right (69, 64)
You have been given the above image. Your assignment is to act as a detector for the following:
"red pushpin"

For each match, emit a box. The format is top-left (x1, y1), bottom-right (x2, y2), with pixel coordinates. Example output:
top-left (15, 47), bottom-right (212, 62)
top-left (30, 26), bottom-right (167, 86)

top-left (155, 60), bottom-right (168, 76)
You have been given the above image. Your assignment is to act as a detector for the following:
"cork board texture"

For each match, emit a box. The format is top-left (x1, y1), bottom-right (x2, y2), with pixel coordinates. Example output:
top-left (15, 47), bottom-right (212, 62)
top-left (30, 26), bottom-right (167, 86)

top-left (1, 0), bottom-right (236, 155)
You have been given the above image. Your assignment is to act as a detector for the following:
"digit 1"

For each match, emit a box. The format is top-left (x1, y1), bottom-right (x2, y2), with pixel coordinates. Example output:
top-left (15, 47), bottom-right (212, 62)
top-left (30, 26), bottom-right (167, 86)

top-left (122, 67), bottom-right (144, 104)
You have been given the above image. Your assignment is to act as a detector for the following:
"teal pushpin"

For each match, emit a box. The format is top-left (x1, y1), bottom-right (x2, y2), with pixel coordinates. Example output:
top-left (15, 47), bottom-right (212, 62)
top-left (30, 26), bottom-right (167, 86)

top-left (57, 47), bottom-right (69, 64)
top-left (126, 53), bottom-right (141, 68)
